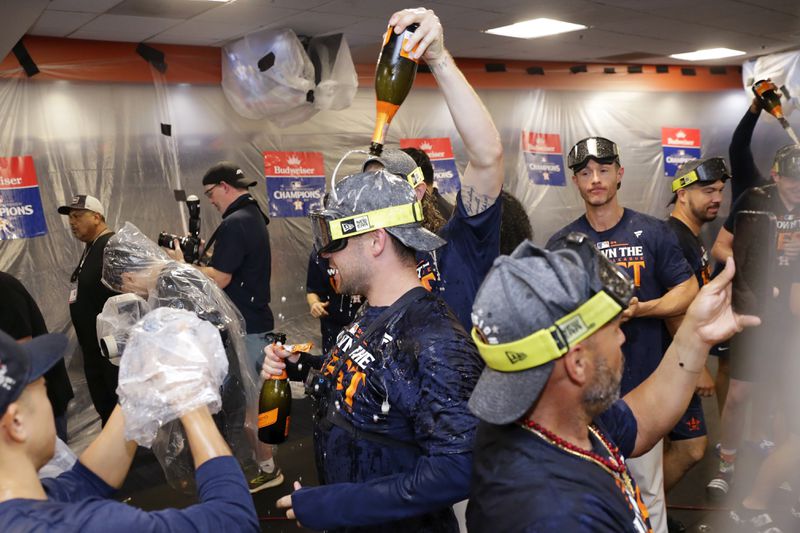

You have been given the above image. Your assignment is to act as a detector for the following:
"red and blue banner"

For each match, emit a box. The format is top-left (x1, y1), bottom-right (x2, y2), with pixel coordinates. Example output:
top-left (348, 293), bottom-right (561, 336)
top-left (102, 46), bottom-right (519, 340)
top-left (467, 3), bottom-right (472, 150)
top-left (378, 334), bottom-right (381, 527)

top-left (264, 151), bottom-right (325, 218)
top-left (0, 155), bottom-right (47, 240)
top-left (400, 137), bottom-right (461, 194)
top-left (522, 131), bottom-right (566, 186)
top-left (662, 127), bottom-right (701, 177)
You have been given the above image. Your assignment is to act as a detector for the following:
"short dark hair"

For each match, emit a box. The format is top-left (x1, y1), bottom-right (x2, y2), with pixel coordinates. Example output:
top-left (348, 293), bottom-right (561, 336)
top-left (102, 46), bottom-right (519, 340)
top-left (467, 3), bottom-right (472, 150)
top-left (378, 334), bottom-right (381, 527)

top-left (387, 233), bottom-right (418, 266)
top-left (499, 191), bottom-right (533, 255)
top-left (401, 147), bottom-right (434, 186)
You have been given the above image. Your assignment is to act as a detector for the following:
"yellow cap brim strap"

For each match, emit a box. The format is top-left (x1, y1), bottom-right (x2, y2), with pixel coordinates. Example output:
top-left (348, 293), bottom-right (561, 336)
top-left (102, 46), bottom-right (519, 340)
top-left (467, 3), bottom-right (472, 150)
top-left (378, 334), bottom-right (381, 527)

top-left (472, 291), bottom-right (622, 372)
top-left (328, 202), bottom-right (423, 240)
top-left (672, 170), bottom-right (699, 192)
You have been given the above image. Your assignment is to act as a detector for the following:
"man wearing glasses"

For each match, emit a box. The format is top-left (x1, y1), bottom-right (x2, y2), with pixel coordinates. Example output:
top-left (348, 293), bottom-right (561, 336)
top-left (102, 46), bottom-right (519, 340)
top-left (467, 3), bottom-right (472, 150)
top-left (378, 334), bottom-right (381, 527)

top-left (58, 194), bottom-right (118, 426)
top-left (165, 162), bottom-right (281, 492)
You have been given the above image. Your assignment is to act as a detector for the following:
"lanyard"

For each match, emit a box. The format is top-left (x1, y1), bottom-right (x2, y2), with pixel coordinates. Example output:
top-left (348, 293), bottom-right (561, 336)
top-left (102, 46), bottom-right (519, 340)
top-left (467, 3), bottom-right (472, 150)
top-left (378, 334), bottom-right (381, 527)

top-left (70, 230), bottom-right (110, 283)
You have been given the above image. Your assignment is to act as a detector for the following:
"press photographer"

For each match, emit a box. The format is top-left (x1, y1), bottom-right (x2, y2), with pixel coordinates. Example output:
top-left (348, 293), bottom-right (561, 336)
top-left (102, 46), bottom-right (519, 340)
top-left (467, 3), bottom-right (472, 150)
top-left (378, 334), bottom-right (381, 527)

top-left (158, 194), bottom-right (203, 264)
top-left (162, 161), bottom-right (281, 492)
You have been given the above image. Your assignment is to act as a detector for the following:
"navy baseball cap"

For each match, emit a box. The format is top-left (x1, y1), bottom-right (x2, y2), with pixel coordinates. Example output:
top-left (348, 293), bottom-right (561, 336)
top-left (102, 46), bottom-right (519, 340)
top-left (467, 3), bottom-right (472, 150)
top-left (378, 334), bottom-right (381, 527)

top-left (0, 329), bottom-right (68, 415)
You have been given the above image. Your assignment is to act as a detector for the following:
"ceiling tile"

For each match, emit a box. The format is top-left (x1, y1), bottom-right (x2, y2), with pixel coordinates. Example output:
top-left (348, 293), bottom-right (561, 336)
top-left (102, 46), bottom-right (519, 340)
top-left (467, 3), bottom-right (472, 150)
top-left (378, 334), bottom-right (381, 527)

top-left (69, 14), bottom-right (181, 41)
top-left (29, 10), bottom-right (96, 37)
top-left (191, 0), bottom-right (299, 26)
top-left (153, 19), bottom-right (263, 43)
top-left (108, 0), bottom-right (215, 18)
top-left (47, 0), bottom-right (124, 13)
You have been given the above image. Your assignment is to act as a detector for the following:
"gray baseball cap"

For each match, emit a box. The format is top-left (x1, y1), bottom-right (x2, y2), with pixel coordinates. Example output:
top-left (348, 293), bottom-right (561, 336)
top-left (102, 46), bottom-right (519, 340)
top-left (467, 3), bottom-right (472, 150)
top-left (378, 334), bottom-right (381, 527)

top-left (468, 239), bottom-right (608, 425)
top-left (323, 169), bottom-right (446, 252)
top-left (363, 148), bottom-right (419, 177)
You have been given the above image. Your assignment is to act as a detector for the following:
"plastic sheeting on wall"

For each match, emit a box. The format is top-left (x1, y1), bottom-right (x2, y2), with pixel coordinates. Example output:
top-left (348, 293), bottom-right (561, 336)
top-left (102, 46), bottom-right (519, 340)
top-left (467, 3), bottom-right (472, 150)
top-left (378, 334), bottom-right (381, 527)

top-left (742, 49), bottom-right (800, 116)
top-left (0, 72), bottom-right (794, 445)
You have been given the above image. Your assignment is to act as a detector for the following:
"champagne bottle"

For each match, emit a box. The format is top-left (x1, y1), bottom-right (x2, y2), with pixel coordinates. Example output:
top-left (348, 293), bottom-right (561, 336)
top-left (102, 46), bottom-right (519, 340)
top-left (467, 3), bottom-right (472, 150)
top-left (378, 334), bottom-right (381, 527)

top-left (753, 79), bottom-right (800, 144)
top-left (370, 23), bottom-right (420, 156)
top-left (258, 369), bottom-right (291, 444)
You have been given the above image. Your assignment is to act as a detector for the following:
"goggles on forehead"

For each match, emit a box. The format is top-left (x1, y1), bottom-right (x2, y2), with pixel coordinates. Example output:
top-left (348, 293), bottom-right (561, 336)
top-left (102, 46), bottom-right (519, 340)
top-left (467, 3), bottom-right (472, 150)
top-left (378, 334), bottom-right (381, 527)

top-left (471, 232), bottom-right (634, 373)
top-left (310, 201), bottom-right (424, 255)
top-left (567, 137), bottom-right (620, 172)
top-left (773, 147), bottom-right (800, 179)
top-left (672, 157), bottom-right (730, 192)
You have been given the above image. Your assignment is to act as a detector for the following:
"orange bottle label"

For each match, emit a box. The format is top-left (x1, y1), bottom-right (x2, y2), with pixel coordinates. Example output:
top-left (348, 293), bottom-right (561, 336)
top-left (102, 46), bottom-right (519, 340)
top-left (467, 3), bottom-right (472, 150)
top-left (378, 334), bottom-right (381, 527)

top-left (258, 408), bottom-right (278, 428)
top-left (284, 416), bottom-right (291, 437)
top-left (399, 30), bottom-right (419, 62)
top-left (286, 342), bottom-right (313, 353)
top-left (372, 100), bottom-right (400, 145)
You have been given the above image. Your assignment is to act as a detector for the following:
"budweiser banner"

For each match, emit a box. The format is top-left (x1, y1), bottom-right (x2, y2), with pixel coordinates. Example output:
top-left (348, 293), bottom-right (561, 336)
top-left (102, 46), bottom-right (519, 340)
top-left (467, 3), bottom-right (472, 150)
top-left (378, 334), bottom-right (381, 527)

top-left (522, 131), bottom-right (566, 186)
top-left (399, 137), bottom-right (461, 194)
top-left (662, 127), bottom-right (701, 177)
top-left (0, 155), bottom-right (47, 240)
top-left (264, 151), bottom-right (325, 217)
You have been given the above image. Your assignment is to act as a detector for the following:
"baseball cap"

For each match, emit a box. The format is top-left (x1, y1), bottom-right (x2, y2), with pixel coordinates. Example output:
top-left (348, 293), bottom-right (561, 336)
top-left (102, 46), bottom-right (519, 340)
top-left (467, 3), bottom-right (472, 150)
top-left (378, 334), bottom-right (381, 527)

top-left (363, 148), bottom-right (426, 188)
top-left (57, 195), bottom-right (105, 217)
top-left (567, 137), bottom-right (620, 172)
top-left (672, 157), bottom-right (730, 193)
top-left (773, 144), bottom-right (800, 178)
top-left (311, 169), bottom-right (446, 254)
top-left (0, 329), bottom-right (68, 415)
top-left (468, 235), bottom-right (633, 425)
top-left (202, 162), bottom-right (257, 189)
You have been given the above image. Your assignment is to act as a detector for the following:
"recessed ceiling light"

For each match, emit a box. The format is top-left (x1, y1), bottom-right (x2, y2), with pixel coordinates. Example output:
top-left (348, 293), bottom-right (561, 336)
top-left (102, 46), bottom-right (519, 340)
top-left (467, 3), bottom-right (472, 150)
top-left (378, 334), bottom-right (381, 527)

top-left (669, 48), bottom-right (745, 61)
top-left (485, 18), bottom-right (586, 39)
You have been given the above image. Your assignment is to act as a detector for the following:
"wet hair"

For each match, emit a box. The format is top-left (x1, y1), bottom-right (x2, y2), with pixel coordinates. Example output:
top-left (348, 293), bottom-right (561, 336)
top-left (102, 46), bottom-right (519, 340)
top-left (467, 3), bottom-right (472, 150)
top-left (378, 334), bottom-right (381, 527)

top-left (401, 147), bottom-right (434, 186)
top-left (421, 188), bottom-right (447, 234)
top-left (499, 190), bottom-right (533, 255)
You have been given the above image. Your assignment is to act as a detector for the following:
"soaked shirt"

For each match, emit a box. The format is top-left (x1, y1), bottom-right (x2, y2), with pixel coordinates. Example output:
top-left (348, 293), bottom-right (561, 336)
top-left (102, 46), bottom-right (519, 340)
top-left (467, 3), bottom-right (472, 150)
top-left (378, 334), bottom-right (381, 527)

top-left (292, 291), bottom-right (484, 533)
top-left (547, 209), bottom-right (693, 393)
top-left (416, 192), bottom-right (502, 330)
top-left (724, 183), bottom-right (800, 314)
top-left (467, 400), bottom-right (652, 533)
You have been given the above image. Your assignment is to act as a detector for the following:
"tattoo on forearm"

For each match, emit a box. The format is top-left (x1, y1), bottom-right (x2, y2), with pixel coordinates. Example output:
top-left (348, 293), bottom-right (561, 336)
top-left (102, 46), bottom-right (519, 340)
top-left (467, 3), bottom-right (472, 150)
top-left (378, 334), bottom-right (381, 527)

top-left (462, 186), bottom-right (497, 216)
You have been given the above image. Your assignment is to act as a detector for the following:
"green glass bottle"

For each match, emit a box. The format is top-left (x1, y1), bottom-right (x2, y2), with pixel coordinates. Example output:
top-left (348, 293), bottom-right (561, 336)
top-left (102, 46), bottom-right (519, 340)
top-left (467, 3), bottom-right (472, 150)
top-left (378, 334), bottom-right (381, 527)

top-left (370, 23), bottom-right (420, 156)
top-left (258, 369), bottom-right (291, 444)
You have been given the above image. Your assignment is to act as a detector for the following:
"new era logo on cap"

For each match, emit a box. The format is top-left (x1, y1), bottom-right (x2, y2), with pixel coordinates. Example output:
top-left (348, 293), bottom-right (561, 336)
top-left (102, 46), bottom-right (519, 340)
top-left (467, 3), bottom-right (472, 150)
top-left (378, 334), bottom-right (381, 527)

top-left (57, 194), bottom-right (105, 217)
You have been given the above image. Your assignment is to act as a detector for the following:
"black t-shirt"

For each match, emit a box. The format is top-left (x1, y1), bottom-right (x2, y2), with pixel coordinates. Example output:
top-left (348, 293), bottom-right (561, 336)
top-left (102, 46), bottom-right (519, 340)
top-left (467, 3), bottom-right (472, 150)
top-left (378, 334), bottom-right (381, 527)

top-left (667, 217), bottom-right (711, 287)
top-left (210, 194), bottom-right (273, 334)
top-left (69, 232), bottom-right (118, 363)
top-left (305, 254), bottom-right (362, 328)
top-left (0, 272), bottom-right (74, 416)
top-left (724, 184), bottom-right (799, 313)
top-left (467, 400), bottom-right (652, 533)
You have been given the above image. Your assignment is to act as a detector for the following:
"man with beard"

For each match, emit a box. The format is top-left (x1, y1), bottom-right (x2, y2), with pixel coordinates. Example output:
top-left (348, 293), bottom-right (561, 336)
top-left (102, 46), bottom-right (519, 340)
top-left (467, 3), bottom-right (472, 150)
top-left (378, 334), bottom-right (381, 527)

top-left (465, 236), bottom-right (758, 532)
top-left (360, 7), bottom-right (504, 332)
top-left (706, 147), bottom-right (800, 530)
top-left (262, 167), bottom-right (483, 532)
top-left (662, 158), bottom-right (729, 525)
top-left (546, 137), bottom-right (698, 533)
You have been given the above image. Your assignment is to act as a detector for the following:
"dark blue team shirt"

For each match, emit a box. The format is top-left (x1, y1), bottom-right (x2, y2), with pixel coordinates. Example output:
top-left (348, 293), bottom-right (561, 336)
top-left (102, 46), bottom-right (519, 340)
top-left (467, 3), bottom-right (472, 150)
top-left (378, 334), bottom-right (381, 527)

top-left (667, 217), bottom-right (711, 287)
top-left (467, 400), bottom-right (652, 533)
top-left (416, 192), bottom-right (502, 330)
top-left (0, 457), bottom-right (258, 532)
top-left (305, 254), bottom-right (363, 328)
top-left (292, 292), bottom-right (484, 532)
top-left (210, 194), bottom-right (274, 334)
top-left (547, 209), bottom-right (692, 393)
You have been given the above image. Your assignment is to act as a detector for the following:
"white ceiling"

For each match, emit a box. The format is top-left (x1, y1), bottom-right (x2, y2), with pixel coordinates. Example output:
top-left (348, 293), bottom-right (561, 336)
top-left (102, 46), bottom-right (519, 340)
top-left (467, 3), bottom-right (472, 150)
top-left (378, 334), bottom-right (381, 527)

top-left (22, 0), bottom-right (800, 65)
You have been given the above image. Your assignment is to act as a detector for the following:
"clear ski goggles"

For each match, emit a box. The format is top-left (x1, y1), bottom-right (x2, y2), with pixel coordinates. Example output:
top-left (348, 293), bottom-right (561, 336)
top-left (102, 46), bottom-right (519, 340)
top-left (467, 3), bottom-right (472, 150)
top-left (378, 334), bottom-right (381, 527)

top-left (567, 137), bottom-right (620, 172)
top-left (672, 157), bottom-right (731, 192)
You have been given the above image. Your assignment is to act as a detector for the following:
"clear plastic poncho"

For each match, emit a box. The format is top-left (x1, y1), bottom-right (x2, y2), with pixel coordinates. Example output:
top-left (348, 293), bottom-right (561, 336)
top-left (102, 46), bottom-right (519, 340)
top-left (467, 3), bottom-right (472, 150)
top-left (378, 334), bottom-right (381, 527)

top-left (102, 222), bottom-right (260, 491)
top-left (95, 293), bottom-right (151, 366)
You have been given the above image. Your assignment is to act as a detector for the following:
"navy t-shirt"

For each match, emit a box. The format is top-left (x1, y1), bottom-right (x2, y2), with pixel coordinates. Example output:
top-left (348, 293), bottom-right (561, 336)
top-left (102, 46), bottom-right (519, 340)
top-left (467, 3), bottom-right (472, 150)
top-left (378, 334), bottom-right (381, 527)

top-left (467, 400), bottom-right (651, 532)
top-left (0, 456), bottom-right (258, 532)
top-left (667, 217), bottom-right (711, 287)
top-left (292, 291), bottom-right (484, 532)
top-left (724, 184), bottom-right (800, 314)
top-left (416, 192), bottom-right (502, 330)
top-left (210, 194), bottom-right (273, 334)
top-left (547, 209), bottom-right (693, 393)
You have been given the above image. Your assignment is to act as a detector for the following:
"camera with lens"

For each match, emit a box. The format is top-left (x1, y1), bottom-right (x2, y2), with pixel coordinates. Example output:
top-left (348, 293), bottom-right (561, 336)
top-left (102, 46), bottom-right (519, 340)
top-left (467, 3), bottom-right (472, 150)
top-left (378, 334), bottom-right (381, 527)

top-left (159, 193), bottom-right (203, 264)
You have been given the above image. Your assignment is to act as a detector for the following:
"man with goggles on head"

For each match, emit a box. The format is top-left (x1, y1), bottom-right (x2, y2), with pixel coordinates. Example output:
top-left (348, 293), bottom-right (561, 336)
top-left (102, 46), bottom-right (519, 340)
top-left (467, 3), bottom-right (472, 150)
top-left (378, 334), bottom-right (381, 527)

top-left (263, 165), bottom-right (484, 532)
top-left (708, 145), bottom-right (800, 530)
top-left (546, 136), bottom-right (698, 533)
top-left (465, 235), bottom-right (759, 532)
top-left (660, 157), bottom-right (730, 526)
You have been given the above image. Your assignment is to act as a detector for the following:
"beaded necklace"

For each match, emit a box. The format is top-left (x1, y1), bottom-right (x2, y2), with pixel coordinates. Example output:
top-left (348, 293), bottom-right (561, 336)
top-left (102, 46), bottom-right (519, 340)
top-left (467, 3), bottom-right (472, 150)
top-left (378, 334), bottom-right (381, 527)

top-left (519, 419), bottom-right (636, 497)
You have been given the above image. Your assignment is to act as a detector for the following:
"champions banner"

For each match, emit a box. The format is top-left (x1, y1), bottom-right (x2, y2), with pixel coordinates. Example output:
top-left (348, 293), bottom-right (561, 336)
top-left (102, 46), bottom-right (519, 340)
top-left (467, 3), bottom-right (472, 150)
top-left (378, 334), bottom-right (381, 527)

top-left (662, 127), bottom-right (701, 177)
top-left (0, 155), bottom-right (47, 240)
top-left (522, 131), bottom-right (566, 186)
top-left (264, 151), bottom-right (325, 218)
top-left (399, 137), bottom-right (461, 194)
